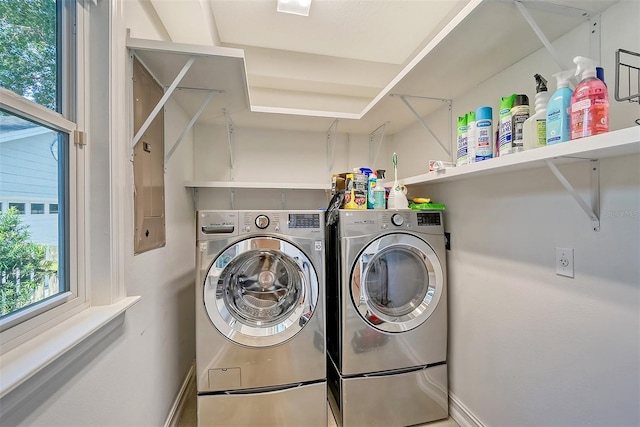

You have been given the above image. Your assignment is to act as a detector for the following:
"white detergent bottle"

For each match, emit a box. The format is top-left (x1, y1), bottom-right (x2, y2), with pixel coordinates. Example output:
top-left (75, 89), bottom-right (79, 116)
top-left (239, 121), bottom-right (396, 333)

top-left (523, 74), bottom-right (549, 150)
top-left (546, 69), bottom-right (574, 145)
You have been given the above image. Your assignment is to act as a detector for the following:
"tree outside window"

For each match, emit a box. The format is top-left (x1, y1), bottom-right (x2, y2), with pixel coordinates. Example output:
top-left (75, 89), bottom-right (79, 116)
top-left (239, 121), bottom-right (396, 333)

top-left (0, 208), bottom-right (54, 316)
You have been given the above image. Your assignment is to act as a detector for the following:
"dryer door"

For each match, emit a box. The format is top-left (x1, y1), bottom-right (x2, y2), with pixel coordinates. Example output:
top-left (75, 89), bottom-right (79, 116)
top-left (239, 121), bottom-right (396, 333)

top-left (351, 233), bottom-right (443, 333)
top-left (204, 236), bottom-right (319, 347)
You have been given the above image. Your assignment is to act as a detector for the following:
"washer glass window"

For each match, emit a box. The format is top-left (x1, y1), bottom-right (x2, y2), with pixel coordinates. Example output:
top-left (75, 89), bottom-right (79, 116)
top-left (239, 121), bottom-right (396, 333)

top-left (221, 249), bottom-right (303, 326)
top-left (204, 237), bottom-right (318, 347)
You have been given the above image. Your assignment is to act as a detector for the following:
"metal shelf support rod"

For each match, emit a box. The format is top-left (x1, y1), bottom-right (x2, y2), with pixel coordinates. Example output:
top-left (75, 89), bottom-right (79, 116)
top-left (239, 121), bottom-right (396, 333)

top-left (132, 55), bottom-right (196, 149)
top-left (397, 95), bottom-right (450, 157)
top-left (326, 119), bottom-right (338, 171)
top-left (514, 1), bottom-right (568, 71)
top-left (224, 109), bottom-right (235, 181)
top-left (165, 90), bottom-right (218, 165)
top-left (369, 121), bottom-right (389, 167)
top-left (545, 158), bottom-right (600, 232)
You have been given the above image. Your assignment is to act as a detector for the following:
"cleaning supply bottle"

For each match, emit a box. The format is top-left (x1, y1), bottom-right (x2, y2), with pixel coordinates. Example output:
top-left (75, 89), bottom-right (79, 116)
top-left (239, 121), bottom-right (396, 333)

top-left (571, 56), bottom-right (609, 139)
top-left (475, 106), bottom-right (493, 161)
top-left (367, 171), bottom-right (377, 209)
top-left (498, 94), bottom-right (516, 156)
top-left (467, 111), bottom-right (477, 163)
top-left (511, 94), bottom-right (530, 153)
top-left (373, 171), bottom-right (386, 209)
top-left (456, 115), bottom-right (468, 165)
top-left (523, 74), bottom-right (549, 150)
top-left (546, 69), bottom-right (574, 145)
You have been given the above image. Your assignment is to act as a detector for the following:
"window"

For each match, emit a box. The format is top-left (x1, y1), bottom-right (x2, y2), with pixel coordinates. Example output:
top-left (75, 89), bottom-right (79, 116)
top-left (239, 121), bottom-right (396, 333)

top-left (8, 203), bottom-right (26, 214)
top-left (31, 203), bottom-right (45, 214)
top-left (0, 0), bottom-right (84, 348)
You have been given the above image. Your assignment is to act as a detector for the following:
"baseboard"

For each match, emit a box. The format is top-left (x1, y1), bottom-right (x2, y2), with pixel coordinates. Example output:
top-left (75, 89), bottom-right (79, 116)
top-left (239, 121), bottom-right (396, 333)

top-left (449, 392), bottom-right (484, 427)
top-left (165, 361), bottom-right (196, 427)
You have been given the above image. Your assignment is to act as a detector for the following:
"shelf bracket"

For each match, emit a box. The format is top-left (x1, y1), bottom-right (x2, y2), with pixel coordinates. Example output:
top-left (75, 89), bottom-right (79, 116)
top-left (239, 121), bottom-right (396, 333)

top-left (515, 1), bottom-right (600, 74)
top-left (281, 190), bottom-right (286, 209)
top-left (132, 55), bottom-right (196, 149)
top-left (164, 90), bottom-right (219, 166)
top-left (514, 1), bottom-right (569, 72)
top-left (589, 13), bottom-right (601, 65)
top-left (545, 158), bottom-right (600, 232)
top-left (369, 121), bottom-right (389, 167)
top-left (327, 119), bottom-right (338, 171)
top-left (392, 94), bottom-right (452, 158)
top-left (224, 109), bottom-right (235, 181)
top-left (230, 188), bottom-right (235, 210)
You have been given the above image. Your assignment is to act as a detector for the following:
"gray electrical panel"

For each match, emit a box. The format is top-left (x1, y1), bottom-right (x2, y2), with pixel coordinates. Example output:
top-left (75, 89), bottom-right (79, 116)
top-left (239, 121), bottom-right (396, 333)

top-left (133, 57), bottom-right (166, 254)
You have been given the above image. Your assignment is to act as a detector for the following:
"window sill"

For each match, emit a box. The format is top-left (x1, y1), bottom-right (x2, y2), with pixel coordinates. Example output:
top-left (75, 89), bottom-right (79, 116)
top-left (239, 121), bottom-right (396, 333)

top-left (0, 296), bottom-right (141, 416)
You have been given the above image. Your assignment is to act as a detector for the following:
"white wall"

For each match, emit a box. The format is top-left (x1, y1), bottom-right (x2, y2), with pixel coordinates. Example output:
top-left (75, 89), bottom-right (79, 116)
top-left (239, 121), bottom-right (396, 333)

top-left (3, 2), bottom-right (197, 426)
top-left (396, 1), bottom-right (640, 425)
top-left (192, 124), bottom-right (371, 210)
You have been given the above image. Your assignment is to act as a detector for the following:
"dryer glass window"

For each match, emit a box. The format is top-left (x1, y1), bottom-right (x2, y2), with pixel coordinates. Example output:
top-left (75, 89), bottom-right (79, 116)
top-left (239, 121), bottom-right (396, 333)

top-left (362, 247), bottom-right (429, 317)
top-left (220, 249), bottom-right (303, 325)
top-left (351, 234), bottom-right (443, 333)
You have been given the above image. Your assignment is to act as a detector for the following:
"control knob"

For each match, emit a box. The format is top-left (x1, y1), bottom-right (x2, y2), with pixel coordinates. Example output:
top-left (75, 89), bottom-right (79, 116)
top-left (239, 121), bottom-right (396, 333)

top-left (391, 213), bottom-right (404, 227)
top-left (255, 215), bottom-right (270, 229)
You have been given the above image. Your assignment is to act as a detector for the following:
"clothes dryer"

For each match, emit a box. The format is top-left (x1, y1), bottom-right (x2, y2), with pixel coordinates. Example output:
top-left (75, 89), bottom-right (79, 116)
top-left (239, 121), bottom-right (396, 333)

top-left (195, 210), bottom-right (326, 426)
top-left (326, 209), bottom-right (448, 426)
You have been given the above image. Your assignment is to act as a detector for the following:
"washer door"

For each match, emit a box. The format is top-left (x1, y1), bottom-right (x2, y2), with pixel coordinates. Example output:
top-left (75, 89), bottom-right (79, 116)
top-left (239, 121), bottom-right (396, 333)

top-left (204, 236), bottom-right (318, 347)
top-left (351, 233), bottom-right (443, 333)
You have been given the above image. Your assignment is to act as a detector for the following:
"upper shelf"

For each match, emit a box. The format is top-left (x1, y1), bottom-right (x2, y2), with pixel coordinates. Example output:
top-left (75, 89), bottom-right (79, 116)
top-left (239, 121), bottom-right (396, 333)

top-left (400, 127), bottom-right (640, 186)
top-left (127, 37), bottom-right (250, 121)
top-left (127, 0), bottom-right (617, 135)
top-left (185, 181), bottom-right (331, 190)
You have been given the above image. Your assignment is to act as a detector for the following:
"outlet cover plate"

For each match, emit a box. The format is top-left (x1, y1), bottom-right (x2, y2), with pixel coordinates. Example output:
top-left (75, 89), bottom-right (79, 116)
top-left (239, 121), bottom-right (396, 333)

top-left (556, 247), bottom-right (574, 278)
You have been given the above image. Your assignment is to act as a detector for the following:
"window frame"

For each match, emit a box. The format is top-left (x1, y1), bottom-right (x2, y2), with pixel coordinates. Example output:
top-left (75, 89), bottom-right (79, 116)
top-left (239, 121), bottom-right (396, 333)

top-left (0, 0), bottom-right (87, 353)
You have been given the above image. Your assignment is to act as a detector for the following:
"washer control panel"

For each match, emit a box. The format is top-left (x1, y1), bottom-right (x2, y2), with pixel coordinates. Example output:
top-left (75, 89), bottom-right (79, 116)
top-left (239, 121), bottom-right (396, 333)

top-left (239, 211), bottom-right (323, 237)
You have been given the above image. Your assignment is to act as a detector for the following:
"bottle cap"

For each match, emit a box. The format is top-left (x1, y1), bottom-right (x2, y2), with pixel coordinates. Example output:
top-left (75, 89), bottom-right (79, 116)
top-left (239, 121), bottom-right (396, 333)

top-left (467, 111), bottom-right (476, 122)
top-left (513, 94), bottom-right (529, 106)
top-left (475, 106), bottom-right (492, 121)
top-left (596, 67), bottom-right (605, 83)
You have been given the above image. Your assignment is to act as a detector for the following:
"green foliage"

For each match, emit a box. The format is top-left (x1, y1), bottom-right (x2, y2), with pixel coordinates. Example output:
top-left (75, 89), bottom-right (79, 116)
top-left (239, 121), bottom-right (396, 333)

top-left (0, 0), bottom-right (57, 110)
top-left (0, 208), bottom-right (53, 316)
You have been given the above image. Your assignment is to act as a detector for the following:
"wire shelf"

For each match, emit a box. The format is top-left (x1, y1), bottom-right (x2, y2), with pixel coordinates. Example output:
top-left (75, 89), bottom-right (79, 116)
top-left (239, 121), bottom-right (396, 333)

top-left (615, 49), bottom-right (640, 126)
top-left (615, 49), bottom-right (640, 103)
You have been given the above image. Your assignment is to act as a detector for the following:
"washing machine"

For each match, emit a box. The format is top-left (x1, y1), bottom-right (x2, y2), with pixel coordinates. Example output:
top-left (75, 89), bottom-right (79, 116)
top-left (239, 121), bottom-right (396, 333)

top-left (195, 210), bottom-right (327, 426)
top-left (326, 209), bottom-right (448, 426)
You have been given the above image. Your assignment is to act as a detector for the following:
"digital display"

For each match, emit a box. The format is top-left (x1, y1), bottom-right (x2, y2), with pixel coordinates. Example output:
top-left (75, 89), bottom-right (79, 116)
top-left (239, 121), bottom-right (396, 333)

top-left (417, 212), bottom-right (441, 226)
top-left (289, 214), bottom-right (320, 229)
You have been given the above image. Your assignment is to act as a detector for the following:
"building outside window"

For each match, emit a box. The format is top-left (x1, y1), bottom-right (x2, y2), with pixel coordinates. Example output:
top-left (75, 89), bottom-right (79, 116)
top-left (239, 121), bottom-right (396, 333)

top-left (31, 203), bottom-right (46, 214)
top-left (0, 0), bottom-right (84, 344)
top-left (7, 203), bottom-right (26, 214)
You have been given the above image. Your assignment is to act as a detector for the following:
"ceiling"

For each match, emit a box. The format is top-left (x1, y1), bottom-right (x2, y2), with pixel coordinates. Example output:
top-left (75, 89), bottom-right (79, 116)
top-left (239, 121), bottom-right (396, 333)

top-left (135, 0), bottom-right (618, 135)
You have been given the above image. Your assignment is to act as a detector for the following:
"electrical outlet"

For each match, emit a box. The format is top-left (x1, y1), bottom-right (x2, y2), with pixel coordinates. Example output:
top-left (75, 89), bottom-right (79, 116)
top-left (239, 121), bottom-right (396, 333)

top-left (556, 247), bottom-right (574, 278)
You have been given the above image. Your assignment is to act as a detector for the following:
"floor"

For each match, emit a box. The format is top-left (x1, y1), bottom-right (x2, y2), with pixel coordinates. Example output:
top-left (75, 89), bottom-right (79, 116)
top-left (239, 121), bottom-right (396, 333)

top-left (176, 385), bottom-right (460, 427)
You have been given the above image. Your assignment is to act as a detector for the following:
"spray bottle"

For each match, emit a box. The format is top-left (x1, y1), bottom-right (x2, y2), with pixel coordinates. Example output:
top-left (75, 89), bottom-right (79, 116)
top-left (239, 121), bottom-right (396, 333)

top-left (456, 115), bottom-right (468, 165)
top-left (475, 107), bottom-right (493, 161)
top-left (373, 170), bottom-right (386, 209)
top-left (546, 69), bottom-right (574, 145)
top-left (498, 94), bottom-right (516, 156)
top-left (570, 56), bottom-right (609, 140)
top-left (523, 74), bottom-right (550, 150)
top-left (467, 111), bottom-right (477, 163)
top-left (511, 94), bottom-right (530, 153)
top-left (367, 171), bottom-right (377, 209)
